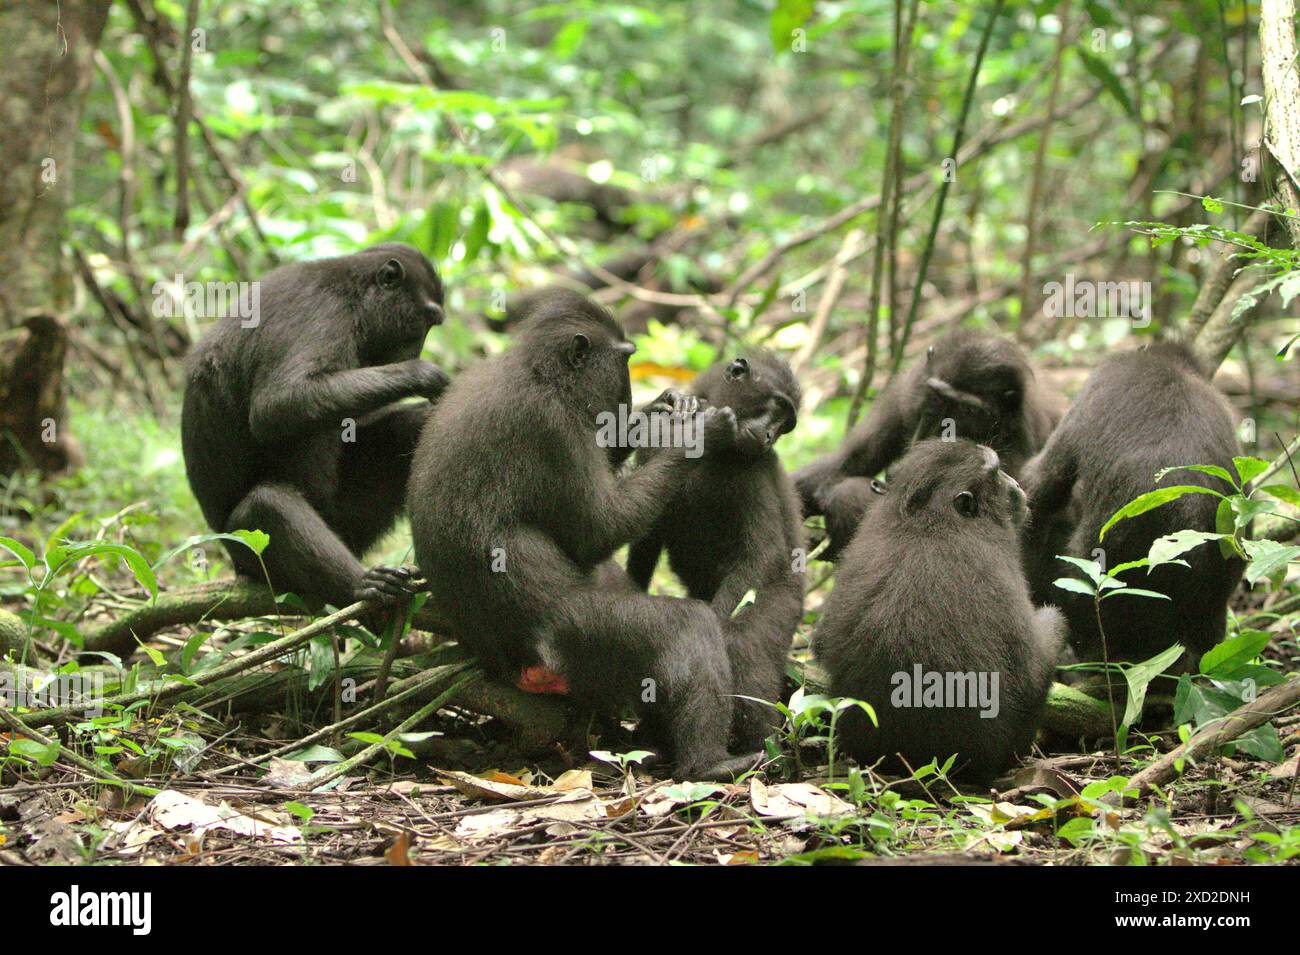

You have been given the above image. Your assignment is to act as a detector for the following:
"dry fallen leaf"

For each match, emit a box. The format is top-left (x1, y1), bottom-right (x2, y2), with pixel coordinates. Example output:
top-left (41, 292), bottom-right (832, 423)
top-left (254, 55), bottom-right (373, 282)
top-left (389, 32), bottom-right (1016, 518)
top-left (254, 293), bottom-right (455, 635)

top-left (148, 790), bottom-right (302, 844)
top-left (749, 778), bottom-right (852, 817)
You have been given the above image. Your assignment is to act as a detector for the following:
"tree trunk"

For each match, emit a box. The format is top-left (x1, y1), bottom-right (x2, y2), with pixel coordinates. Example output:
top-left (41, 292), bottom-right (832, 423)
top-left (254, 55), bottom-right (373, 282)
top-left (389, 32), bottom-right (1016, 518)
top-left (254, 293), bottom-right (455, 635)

top-left (1260, 0), bottom-right (1300, 249)
top-left (0, 0), bottom-right (111, 476)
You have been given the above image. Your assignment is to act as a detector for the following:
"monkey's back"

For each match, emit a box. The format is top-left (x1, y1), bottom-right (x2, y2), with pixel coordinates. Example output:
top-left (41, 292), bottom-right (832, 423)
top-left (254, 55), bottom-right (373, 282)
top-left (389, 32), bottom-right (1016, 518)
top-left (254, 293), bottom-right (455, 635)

top-left (408, 354), bottom-right (592, 672)
top-left (815, 511), bottom-right (1046, 780)
top-left (1053, 345), bottom-right (1242, 659)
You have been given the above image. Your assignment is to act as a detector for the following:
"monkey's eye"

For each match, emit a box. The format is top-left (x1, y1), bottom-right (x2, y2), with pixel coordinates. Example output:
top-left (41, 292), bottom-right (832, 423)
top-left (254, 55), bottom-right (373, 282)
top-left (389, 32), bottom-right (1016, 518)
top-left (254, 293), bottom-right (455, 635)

top-left (870, 480), bottom-right (887, 495)
top-left (726, 358), bottom-right (750, 381)
top-left (953, 491), bottom-right (978, 517)
top-left (1000, 387), bottom-right (1020, 406)
top-left (379, 258), bottom-right (405, 287)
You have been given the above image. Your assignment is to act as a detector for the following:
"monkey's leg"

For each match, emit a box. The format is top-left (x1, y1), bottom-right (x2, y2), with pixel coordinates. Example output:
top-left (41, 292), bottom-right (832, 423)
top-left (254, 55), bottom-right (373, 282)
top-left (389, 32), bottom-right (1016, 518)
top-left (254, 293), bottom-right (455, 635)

top-left (719, 579), bottom-right (802, 751)
top-left (625, 531), bottom-right (664, 590)
top-left (337, 401), bottom-right (430, 555)
top-left (226, 481), bottom-right (372, 609)
top-left (542, 590), bottom-right (736, 778)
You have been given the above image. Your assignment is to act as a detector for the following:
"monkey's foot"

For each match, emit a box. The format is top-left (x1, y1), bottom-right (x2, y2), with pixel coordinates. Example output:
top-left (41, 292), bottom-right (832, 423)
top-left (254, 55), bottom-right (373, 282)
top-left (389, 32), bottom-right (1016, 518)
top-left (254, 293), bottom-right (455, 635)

top-left (682, 751), bottom-right (766, 782)
top-left (354, 564), bottom-right (423, 603)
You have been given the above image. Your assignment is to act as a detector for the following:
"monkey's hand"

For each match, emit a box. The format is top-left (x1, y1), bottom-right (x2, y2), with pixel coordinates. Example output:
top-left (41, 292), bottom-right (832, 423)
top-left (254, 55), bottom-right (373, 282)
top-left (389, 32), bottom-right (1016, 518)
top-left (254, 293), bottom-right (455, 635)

top-left (354, 564), bottom-right (425, 604)
top-left (696, 405), bottom-right (737, 454)
top-left (644, 388), bottom-right (701, 416)
top-left (400, 359), bottom-right (451, 400)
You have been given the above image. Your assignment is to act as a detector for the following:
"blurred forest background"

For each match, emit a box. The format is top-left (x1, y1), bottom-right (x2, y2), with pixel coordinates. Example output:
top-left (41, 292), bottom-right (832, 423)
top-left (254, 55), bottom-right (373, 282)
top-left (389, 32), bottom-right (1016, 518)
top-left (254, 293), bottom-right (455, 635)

top-left (2, 0), bottom-right (1295, 557)
top-left (1, 0), bottom-right (1299, 866)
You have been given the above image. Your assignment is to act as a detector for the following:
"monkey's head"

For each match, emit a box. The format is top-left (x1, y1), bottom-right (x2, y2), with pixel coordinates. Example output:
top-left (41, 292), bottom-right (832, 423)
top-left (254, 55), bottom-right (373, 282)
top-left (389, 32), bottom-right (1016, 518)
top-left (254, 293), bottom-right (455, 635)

top-left (889, 438), bottom-right (1027, 532)
top-left (692, 352), bottom-right (801, 458)
top-left (912, 331), bottom-right (1034, 449)
top-left (515, 287), bottom-right (636, 420)
top-left (354, 243), bottom-right (445, 360)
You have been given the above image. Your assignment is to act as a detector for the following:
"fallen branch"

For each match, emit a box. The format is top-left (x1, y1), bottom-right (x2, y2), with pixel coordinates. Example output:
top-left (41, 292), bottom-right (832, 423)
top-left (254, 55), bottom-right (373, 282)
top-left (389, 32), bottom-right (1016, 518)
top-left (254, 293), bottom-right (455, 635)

top-left (81, 579), bottom-right (449, 659)
top-left (1104, 675), bottom-right (1300, 806)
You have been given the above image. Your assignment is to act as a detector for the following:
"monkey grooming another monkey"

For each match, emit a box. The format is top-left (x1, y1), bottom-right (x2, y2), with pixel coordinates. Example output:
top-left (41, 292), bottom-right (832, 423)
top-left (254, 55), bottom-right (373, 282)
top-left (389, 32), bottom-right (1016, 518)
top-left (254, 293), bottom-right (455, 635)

top-left (813, 439), bottom-right (1066, 786)
top-left (794, 330), bottom-right (1067, 532)
top-left (627, 352), bottom-right (806, 751)
top-left (1020, 341), bottom-right (1243, 667)
top-left (182, 243), bottom-right (449, 612)
top-left (407, 287), bottom-right (753, 780)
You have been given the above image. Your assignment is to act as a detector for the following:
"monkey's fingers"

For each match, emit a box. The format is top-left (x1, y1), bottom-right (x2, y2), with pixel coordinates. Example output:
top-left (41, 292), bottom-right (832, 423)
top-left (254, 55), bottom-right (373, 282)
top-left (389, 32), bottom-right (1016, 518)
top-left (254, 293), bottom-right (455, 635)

top-left (356, 565), bottom-right (425, 602)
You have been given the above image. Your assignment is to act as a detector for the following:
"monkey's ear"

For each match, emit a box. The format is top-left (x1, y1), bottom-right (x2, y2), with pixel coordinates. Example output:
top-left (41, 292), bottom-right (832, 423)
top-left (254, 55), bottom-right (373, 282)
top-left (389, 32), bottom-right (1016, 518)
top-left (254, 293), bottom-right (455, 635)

top-left (379, 258), bottom-right (405, 286)
top-left (725, 358), bottom-right (750, 381)
top-left (953, 490), bottom-right (978, 517)
top-left (870, 479), bottom-right (887, 495)
top-left (568, 333), bottom-right (591, 367)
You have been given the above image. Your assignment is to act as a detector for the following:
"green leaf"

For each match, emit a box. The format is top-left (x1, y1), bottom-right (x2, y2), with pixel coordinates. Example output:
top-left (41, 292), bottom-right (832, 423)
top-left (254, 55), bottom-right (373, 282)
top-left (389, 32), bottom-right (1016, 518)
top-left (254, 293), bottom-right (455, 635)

top-left (550, 18), bottom-right (589, 58)
top-left (1120, 644), bottom-right (1185, 742)
top-left (1074, 47), bottom-right (1136, 118)
top-left (1199, 629), bottom-right (1272, 678)
top-left (1103, 587), bottom-right (1170, 601)
top-left (1053, 577), bottom-right (1097, 597)
top-left (1147, 530), bottom-right (1226, 569)
top-left (1233, 456), bottom-right (1272, 485)
top-left (1202, 196), bottom-right (1225, 214)
top-left (1056, 555), bottom-right (1106, 586)
top-left (0, 537), bottom-right (35, 573)
top-left (1099, 486), bottom-right (1223, 540)
top-left (1241, 539), bottom-right (1300, 586)
top-left (730, 588), bottom-right (757, 619)
top-left (1155, 463), bottom-right (1236, 488)
top-left (770, 0), bottom-right (815, 52)
top-left (1259, 484), bottom-right (1300, 508)
top-left (8, 738), bottom-right (61, 766)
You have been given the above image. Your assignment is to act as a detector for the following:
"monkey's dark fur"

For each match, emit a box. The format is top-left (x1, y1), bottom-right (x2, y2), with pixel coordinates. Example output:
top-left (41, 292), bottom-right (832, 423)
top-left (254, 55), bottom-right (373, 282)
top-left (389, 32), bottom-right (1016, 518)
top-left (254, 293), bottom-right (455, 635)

top-left (814, 439), bottom-right (1066, 785)
top-left (819, 476), bottom-right (888, 560)
top-left (182, 243), bottom-right (448, 610)
top-left (1020, 342), bottom-right (1243, 666)
top-left (627, 352), bottom-right (805, 750)
top-left (407, 287), bottom-right (747, 778)
top-left (794, 330), bottom-right (1067, 526)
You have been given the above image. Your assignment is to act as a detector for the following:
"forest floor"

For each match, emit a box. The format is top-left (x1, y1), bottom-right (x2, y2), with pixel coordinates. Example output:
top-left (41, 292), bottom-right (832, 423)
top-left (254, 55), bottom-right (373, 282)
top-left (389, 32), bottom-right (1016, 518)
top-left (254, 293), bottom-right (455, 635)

top-left (2, 582), bottom-right (1298, 866)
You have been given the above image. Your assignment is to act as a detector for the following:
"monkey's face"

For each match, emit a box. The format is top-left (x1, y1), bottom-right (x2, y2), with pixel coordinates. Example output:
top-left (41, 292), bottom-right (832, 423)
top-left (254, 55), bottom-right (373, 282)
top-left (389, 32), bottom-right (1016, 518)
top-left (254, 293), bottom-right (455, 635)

top-left (697, 356), bottom-right (799, 458)
top-left (361, 244), bottom-right (446, 361)
top-left (913, 342), bottom-right (1029, 448)
top-left (895, 438), bottom-right (1026, 531)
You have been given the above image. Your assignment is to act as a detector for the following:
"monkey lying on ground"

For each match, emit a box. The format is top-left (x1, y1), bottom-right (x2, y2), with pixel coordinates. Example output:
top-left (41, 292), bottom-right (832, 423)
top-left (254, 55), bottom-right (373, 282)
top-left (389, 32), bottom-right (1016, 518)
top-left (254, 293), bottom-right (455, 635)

top-left (1020, 341), bottom-right (1243, 667)
top-left (794, 330), bottom-right (1067, 546)
top-left (813, 439), bottom-right (1066, 786)
top-left (408, 287), bottom-right (755, 779)
top-left (627, 352), bottom-right (806, 750)
top-left (182, 243), bottom-right (449, 613)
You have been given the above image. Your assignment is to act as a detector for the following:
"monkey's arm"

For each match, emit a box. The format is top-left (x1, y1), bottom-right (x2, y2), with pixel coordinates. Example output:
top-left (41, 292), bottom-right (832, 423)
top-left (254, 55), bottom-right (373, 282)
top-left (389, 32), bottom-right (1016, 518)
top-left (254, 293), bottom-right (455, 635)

top-left (792, 391), bottom-right (910, 515)
top-left (1019, 438), bottom-right (1078, 526)
top-left (249, 361), bottom-right (447, 442)
top-left (566, 407), bottom-right (736, 565)
top-left (626, 532), bottom-right (663, 591)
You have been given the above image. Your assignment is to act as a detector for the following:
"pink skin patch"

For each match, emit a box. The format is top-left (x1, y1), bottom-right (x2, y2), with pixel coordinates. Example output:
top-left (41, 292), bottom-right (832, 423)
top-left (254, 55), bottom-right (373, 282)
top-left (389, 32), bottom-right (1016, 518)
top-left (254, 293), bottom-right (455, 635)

top-left (515, 665), bottom-right (570, 695)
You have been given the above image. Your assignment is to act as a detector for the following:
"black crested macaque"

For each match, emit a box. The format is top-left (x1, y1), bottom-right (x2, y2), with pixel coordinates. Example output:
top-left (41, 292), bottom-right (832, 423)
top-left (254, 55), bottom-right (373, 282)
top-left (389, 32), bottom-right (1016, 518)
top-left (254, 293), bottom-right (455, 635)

top-left (794, 329), bottom-right (1067, 520)
top-left (820, 476), bottom-right (888, 560)
top-left (407, 287), bottom-right (750, 779)
top-left (1020, 342), bottom-right (1243, 666)
top-left (182, 243), bottom-right (448, 611)
top-left (813, 439), bottom-right (1066, 786)
top-left (626, 352), bottom-right (805, 750)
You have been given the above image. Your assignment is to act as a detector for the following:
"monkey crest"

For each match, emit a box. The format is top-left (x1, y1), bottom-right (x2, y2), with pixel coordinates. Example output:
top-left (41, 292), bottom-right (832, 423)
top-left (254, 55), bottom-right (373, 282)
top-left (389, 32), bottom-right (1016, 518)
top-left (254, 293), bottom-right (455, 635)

top-left (887, 438), bottom-right (1026, 534)
top-left (692, 350), bottom-right (801, 458)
